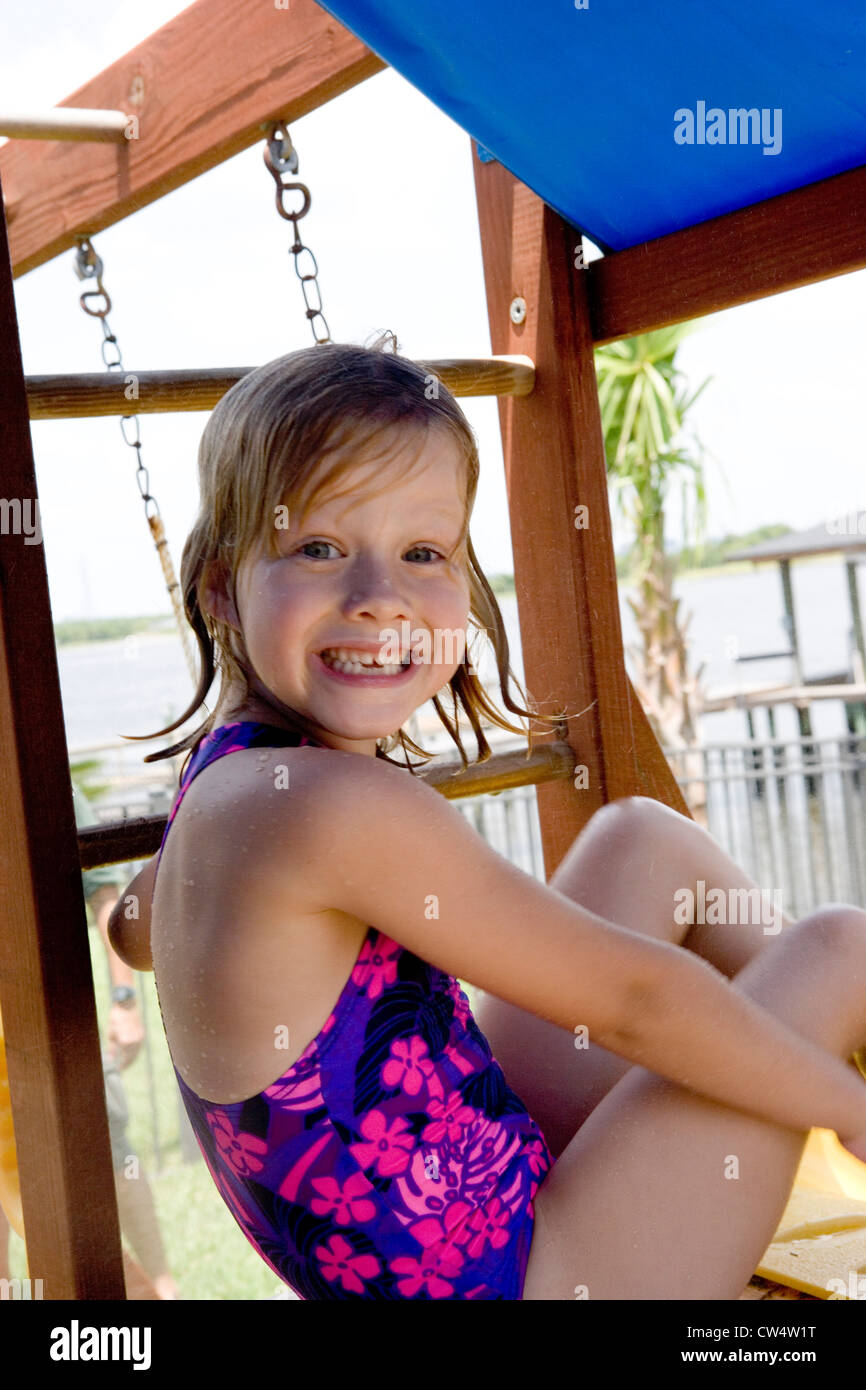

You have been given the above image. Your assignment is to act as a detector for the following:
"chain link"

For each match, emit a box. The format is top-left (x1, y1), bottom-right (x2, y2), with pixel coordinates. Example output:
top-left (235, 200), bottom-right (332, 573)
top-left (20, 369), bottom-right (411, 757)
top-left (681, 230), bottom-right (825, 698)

top-left (74, 238), bottom-right (159, 521)
top-left (263, 123), bottom-right (332, 345)
top-left (73, 237), bottom-right (198, 686)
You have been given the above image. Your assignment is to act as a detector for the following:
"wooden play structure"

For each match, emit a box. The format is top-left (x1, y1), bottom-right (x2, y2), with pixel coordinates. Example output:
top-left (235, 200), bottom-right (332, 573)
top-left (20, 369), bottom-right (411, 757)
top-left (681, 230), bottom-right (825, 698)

top-left (2, 1), bottom-right (866, 1298)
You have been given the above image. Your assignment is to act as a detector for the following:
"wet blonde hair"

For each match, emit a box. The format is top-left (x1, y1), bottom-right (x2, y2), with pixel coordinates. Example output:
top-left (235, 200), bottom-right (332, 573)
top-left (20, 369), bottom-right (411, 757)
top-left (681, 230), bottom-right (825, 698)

top-left (130, 336), bottom-right (561, 778)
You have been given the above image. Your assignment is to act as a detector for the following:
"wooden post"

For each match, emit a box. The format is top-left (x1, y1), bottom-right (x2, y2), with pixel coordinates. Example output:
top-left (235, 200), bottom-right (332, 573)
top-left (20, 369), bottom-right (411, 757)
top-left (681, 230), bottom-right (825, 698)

top-left (0, 183), bottom-right (126, 1298)
top-left (471, 146), bottom-right (689, 876)
top-left (846, 559), bottom-right (866, 683)
top-left (779, 559), bottom-right (803, 687)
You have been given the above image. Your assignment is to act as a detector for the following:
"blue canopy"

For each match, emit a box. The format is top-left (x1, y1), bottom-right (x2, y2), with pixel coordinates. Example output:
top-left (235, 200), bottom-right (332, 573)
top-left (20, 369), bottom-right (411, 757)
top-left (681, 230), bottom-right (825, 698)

top-left (316, 0), bottom-right (866, 251)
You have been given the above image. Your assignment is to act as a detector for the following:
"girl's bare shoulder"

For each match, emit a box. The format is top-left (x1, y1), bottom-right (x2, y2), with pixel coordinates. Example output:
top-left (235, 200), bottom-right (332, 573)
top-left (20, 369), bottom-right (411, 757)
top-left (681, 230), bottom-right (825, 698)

top-left (160, 740), bottom-right (373, 906)
top-left (152, 743), bottom-right (375, 1101)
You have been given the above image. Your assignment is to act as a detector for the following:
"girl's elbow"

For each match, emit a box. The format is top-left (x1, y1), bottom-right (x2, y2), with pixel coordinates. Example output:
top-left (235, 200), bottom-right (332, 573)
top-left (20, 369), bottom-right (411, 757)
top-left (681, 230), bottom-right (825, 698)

top-left (593, 975), bottom-right (660, 1058)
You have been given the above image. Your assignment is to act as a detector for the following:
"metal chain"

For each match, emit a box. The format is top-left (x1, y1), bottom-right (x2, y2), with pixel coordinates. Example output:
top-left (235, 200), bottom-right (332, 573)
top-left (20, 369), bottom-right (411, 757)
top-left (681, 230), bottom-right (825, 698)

top-left (73, 237), bottom-right (198, 684)
top-left (263, 123), bottom-right (332, 344)
top-left (74, 239), bottom-right (157, 520)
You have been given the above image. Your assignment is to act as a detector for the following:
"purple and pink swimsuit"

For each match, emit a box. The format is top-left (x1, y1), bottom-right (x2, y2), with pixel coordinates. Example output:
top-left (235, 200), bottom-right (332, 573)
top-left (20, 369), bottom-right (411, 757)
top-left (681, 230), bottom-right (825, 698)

top-left (155, 721), bottom-right (553, 1299)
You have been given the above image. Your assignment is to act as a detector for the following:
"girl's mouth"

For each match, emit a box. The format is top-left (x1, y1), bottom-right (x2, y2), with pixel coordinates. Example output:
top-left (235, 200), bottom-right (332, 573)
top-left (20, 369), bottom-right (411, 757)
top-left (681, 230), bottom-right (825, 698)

top-left (313, 648), bottom-right (417, 685)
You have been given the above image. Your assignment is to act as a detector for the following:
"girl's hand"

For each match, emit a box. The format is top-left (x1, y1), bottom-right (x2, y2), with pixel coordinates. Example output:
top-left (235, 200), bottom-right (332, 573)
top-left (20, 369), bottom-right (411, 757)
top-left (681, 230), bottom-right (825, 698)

top-left (108, 859), bottom-right (157, 971)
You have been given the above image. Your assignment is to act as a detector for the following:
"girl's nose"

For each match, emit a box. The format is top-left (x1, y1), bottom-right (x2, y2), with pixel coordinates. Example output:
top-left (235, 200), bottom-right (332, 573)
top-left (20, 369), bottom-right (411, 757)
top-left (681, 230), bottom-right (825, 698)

top-left (340, 556), bottom-right (412, 624)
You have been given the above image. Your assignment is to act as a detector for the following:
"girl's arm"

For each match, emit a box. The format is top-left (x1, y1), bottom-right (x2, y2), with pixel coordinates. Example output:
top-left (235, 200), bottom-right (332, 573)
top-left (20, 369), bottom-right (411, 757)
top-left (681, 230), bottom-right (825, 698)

top-left (241, 748), bottom-right (866, 1150)
top-left (107, 858), bottom-right (156, 971)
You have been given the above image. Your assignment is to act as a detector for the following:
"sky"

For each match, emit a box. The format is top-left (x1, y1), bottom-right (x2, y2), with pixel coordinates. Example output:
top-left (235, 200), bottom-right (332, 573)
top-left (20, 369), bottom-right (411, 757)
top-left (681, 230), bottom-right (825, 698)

top-left (3, 0), bottom-right (866, 621)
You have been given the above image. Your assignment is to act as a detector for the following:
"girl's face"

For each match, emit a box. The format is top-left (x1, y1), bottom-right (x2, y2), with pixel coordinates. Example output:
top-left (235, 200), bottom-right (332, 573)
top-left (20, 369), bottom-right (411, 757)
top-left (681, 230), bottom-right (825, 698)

top-left (219, 426), bottom-right (472, 756)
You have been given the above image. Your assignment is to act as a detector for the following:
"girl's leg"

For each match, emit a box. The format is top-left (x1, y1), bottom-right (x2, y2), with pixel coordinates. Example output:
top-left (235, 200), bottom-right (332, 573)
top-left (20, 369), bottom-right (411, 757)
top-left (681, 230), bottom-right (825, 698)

top-left (551, 797), bottom-right (796, 975)
top-left (521, 906), bottom-right (866, 1300)
top-left (475, 797), bottom-right (795, 1156)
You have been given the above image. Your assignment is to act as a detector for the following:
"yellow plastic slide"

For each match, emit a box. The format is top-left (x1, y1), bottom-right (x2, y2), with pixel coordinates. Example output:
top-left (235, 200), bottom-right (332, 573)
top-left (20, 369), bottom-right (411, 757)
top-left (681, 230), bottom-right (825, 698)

top-left (756, 1127), bottom-right (866, 1298)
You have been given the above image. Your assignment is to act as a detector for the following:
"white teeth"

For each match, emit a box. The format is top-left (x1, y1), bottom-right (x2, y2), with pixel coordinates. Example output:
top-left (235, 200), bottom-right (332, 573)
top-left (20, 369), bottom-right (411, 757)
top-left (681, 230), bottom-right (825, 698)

top-left (319, 648), bottom-right (407, 676)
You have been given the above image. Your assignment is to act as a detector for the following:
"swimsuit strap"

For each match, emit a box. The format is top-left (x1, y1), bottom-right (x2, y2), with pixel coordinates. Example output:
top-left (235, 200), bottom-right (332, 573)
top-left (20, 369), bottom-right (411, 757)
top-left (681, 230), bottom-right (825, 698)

top-left (156, 720), bottom-right (316, 865)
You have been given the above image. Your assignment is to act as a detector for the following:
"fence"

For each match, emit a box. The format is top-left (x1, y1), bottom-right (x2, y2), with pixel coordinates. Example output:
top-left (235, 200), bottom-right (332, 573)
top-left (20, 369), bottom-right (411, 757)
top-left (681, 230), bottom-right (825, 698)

top-left (661, 731), bottom-right (866, 920)
top-left (453, 730), bottom-right (866, 922)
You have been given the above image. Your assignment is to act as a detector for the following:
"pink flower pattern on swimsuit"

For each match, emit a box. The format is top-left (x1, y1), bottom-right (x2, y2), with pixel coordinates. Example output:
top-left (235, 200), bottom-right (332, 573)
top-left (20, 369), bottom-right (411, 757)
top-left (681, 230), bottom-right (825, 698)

top-left (408, 1200), bottom-right (475, 1251)
top-left (464, 1194), bottom-right (513, 1259)
top-left (390, 1238), bottom-right (466, 1299)
top-left (159, 722), bottom-right (554, 1299)
top-left (380, 1034), bottom-right (436, 1095)
top-left (422, 1090), bottom-right (478, 1145)
top-left (207, 1112), bottom-right (268, 1177)
top-left (349, 1109), bottom-right (416, 1177)
top-left (352, 935), bottom-right (400, 1000)
top-left (315, 1235), bottom-right (381, 1294)
top-left (309, 1171), bottom-right (378, 1225)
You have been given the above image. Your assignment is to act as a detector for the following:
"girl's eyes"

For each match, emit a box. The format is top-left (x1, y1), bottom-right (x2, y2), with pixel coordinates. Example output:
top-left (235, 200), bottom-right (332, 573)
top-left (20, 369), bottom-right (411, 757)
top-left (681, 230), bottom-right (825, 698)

top-left (295, 540), bottom-right (444, 563)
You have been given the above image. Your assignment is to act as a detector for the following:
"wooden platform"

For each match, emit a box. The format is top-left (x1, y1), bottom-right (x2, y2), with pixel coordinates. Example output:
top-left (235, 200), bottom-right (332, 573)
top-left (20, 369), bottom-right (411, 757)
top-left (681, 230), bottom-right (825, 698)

top-left (740, 1276), bottom-right (819, 1301)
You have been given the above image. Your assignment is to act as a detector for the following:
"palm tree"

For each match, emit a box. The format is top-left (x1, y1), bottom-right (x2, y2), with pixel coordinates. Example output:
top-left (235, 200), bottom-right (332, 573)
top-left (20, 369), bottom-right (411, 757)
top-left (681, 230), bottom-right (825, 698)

top-left (595, 325), bottom-right (711, 801)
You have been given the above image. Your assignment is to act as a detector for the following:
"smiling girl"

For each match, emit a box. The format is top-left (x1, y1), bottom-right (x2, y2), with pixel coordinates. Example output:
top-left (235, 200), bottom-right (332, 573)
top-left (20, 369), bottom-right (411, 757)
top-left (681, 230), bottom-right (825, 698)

top-left (111, 339), bottom-right (866, 1300)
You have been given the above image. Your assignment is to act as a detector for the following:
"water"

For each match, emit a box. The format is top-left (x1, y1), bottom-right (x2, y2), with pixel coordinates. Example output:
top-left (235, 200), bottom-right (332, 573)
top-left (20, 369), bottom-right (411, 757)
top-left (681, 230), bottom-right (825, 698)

top-left (60, 631), bottom-right (194, 750)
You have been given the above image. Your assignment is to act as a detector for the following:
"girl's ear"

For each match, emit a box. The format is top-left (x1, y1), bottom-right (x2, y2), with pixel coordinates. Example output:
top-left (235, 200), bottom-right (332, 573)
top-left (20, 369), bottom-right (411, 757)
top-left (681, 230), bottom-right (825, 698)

top-left (199, 560), bottom-right (240, 631)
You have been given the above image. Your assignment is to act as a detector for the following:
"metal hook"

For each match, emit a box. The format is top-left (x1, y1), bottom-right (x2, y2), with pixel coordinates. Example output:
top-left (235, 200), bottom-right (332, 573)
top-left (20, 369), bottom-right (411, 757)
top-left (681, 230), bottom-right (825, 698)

top-left (265, 122), bottom-right (298, 174)
top-left (79, 284), bottom-right (112, 318)
top-left (263, 141), bottom-right (311, 223)
top-left (73, 237), bottom-right (103, 282)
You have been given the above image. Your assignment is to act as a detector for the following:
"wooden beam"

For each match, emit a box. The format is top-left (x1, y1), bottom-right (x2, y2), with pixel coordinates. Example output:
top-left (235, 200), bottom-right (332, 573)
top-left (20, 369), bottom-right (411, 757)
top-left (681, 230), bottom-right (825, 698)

top-left (701, 683), bottom-right (866, 713)
top-left (627, 682), bottom-right (691, 815)
top-left (472, 147), bottom-right (690, 876)
top-left (25, 356), bottom-right (536, 419)
top-left (0, 0), bottom-right (385, 276)
top-left (588, 163), bottom-right (866, 344)
top-left (0, 185), bottom-right (126, 1297)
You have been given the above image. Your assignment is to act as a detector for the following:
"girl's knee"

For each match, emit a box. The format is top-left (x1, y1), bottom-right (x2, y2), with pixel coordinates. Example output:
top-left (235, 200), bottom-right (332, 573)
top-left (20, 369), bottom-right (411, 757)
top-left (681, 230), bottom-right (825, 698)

top-left (789, 903), bottom-right (866, 959)
top-left (560, 797), bottom-right (652, 876)
top-left (587, 795), bottom-right (656, 838)
top-left (587, 794), bottom-right (693, 851)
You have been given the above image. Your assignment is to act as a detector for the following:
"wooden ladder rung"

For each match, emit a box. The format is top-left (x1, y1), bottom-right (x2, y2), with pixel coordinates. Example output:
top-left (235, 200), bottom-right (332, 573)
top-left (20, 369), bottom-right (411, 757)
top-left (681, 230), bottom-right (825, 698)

top-left (26, 356), bottom-right (535, 420)
top-left (0, 108), bottom-right (129, 142)
top-left (77, 738), bottom-right (576, 868)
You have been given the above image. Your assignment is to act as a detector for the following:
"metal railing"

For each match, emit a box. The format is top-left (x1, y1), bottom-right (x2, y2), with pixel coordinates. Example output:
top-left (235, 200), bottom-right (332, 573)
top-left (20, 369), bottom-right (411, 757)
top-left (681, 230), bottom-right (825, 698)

top-left (662, 732), bottom-right (866, 920)
top-left (450, 730), bottom-right (866, 921)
